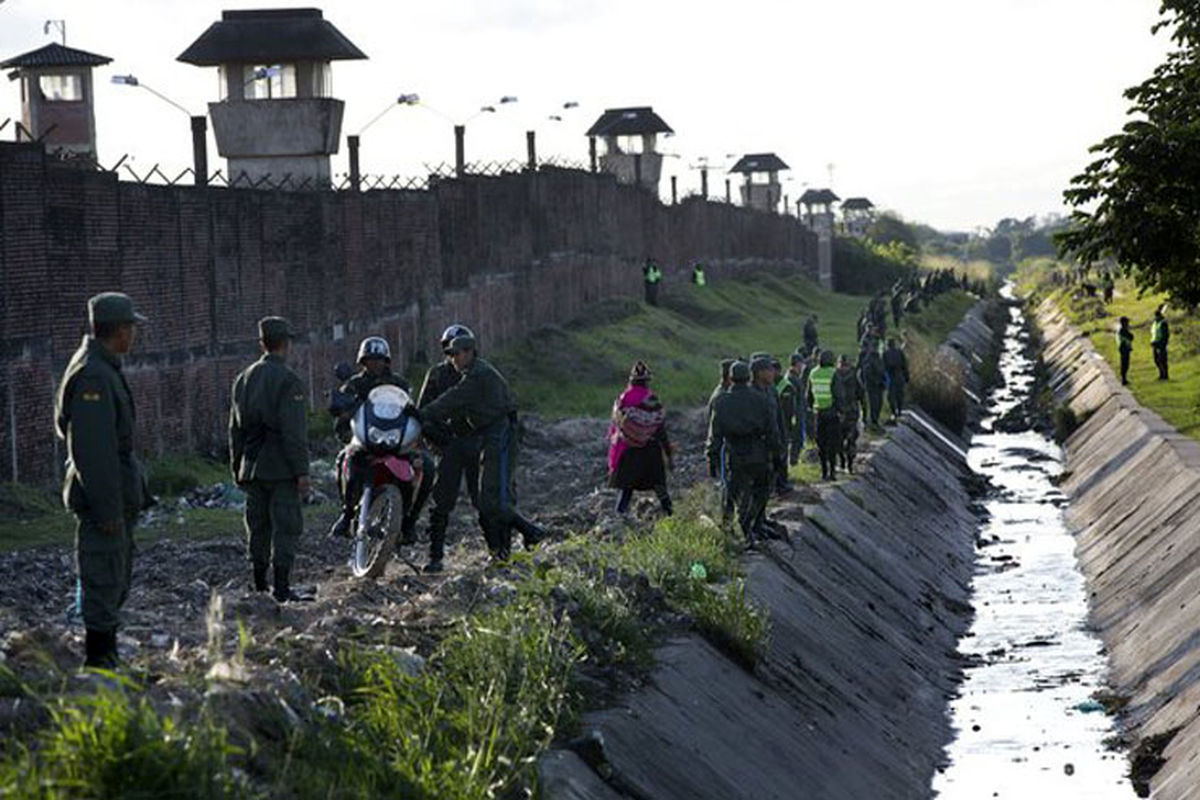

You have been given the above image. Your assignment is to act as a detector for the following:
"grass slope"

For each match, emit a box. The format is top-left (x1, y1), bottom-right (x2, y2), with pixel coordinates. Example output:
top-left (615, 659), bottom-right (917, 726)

top-left (1021, 263), bottom-right (1200, 439)
top-left (490, 273), bottom-right (871, 418)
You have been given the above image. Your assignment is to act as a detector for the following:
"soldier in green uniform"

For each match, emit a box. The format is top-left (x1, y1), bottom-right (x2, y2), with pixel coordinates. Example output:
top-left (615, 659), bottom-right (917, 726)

top-left (418, 334), bottom-right (539, 562)
top-left (708, 358), bottom-right (736, 523)
top-left (229, 317), bottom-right (312, 602)
top-left (706, 361), bottom-right (780, 548)
top-left (833, 354), bottom-right (866, 474)
top-left (417, 324), bottom-right (482, 573)
top-left (55, 292), bottom-right (149, 668)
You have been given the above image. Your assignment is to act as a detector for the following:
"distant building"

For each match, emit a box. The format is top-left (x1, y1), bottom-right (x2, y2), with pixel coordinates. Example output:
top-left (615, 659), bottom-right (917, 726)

top-left (0, 42), bottom-right (112, 160)
top-left (586, 106), bottom-right (673, 193)
top-left (729, 153), bottom-right (789, 213)
top-left (841, 197), bottom-right (875, 237)
top-left (178, 8), bottom-right (366, 187)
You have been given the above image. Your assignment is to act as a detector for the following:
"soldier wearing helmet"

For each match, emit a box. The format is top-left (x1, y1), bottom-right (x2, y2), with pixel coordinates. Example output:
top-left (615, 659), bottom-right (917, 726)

top-left (328, 335), bottom-right (415, 540)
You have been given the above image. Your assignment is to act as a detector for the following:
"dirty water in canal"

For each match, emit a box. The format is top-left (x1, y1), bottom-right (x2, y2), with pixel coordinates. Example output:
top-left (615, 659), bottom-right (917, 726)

top-left (932, 293), bottom-right (1133, 798)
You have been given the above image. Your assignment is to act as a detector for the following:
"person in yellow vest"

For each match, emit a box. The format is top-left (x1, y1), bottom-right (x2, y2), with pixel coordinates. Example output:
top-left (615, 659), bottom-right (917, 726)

top-left (691, 263), bottom-right (707, 287)
top-left (807, 350), bottom-right (841, 481)
top-left (1116, 317), bottom-right (1134, 386)
top-left (1151, 306), bottom-right (1169, 381)
top-left (643, 258), bottom-right (663, 306)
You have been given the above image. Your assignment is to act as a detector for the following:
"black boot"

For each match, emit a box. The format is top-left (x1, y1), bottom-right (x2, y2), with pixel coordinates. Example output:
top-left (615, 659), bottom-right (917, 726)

top-left (253, 563), bottom-right (270, 592)
top-left (512, 513), bottom-right (546, 549)
top-left (273, 566), bottom-right (315, 603)
top-left (84, 629), bottom-right (118, 669)
top-left (400, 515), bottom-right (418, 546)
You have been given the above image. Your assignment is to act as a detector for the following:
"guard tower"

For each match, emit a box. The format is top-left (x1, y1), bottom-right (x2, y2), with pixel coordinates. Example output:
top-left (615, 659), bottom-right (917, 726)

top-left (842, 197), bottom-right (875, 237)
top-left (729, 153), bottom-right (789, 212)
top-left (178, 8), bottom-right (366, 187)
top-left (799, 188), bottom-right (840, 290)
top-left (586, 106), bottom-right (672, 192)
top-left (0, 42), bottom-right (111, 160)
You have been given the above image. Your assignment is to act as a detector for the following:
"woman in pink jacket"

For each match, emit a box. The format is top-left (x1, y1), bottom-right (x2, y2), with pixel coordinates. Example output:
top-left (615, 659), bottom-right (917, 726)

top-left (607, 361), bottom-right (673, 516)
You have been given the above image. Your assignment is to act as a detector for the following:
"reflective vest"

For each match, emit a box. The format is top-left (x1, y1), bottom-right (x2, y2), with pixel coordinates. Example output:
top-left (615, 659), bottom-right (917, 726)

top-left (694, 268), bottom-right (706, 286)
top-left (646, 266), bottom-right (662, 284)
top-left (810, 366), bottom-right (835, 410)
top-left (1116, 328), bottom-right (1133, 352)
top-left (1151, 319), bottom-right (1166, 345)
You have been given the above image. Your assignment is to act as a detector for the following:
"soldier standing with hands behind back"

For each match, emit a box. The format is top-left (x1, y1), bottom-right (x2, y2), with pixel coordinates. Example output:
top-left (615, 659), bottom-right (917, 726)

top-left (55, 293), bottom-right (150, 669)
top-left (229, 317), bottom-right (313, 603)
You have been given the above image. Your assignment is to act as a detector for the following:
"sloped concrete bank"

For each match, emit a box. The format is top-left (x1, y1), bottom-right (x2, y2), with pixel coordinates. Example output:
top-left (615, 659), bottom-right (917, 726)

top-left (1037, 300), bottom-right (1200, 799)
top-left (540, 303), bottom-right (1000, 800)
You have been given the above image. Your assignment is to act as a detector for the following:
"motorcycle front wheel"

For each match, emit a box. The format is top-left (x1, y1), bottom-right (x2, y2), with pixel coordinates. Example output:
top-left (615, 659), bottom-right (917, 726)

top-left (350, 484), bottom-right (401, 578)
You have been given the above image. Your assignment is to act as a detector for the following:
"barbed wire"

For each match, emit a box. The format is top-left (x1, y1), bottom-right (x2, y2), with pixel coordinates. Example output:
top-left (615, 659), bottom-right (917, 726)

top-left (30, 146), bottom-right (594, 192)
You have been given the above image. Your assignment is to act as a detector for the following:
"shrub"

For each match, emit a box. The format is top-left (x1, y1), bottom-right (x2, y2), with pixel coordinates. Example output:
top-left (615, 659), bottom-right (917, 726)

top-left (1053, 404), bottom-right (1080, 444)
top-left (833, 236), bottom-right (918, 295)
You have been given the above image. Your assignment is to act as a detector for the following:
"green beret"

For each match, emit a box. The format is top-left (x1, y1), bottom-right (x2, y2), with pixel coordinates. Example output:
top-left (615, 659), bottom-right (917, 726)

top-left (89, 292), bottom-right (147, 326)
top-left (729, 361), bottom-right (751, 383)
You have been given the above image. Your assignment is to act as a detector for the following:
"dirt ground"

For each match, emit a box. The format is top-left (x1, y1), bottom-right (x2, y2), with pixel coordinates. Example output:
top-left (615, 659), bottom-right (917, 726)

top-left (0, 406), bottom-right (714, 700)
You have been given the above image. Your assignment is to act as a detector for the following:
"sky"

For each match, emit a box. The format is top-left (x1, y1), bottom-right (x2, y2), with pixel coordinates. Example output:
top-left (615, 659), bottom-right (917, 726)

top-left (0, 0), bottom-right (1174, 231)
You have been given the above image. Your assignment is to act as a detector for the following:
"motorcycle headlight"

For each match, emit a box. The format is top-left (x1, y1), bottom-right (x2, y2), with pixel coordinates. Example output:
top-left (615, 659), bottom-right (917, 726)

top-left (385, 429), bottom-right (401, 446)
top-left (368, 426), bottom-right (386, 444)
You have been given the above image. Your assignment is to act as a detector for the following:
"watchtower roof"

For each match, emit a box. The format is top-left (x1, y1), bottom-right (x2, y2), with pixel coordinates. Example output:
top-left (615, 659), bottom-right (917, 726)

top-left (842, 197), bottom-right (874, 210)
top-left (178, 8), bottom-right (366, 66)
top-left (586, 106), bottom-right (673, 137)
top-left (1, 42), bottom-right (112, 70)
top-left (799, 188), bottom-right (840, 205)
top-left (729, 153), bottom-right (790, 174)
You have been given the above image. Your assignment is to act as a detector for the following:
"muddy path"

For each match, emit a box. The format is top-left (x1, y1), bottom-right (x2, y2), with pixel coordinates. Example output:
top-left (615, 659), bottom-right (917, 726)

top-left (0, 406), bottom-right (716, 694)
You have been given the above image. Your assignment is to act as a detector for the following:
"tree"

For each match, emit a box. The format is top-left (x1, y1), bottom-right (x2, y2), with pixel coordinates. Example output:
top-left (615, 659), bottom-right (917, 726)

top-left (1059, 1), bottom-right (1200, 304)
top-left (866, 213), bottom-right (920, 251)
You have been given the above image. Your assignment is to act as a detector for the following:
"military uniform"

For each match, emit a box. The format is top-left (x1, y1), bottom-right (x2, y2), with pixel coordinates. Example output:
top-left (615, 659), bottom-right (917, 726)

top-left (706, 365), bottom-right (780, 546)
top-left (883, 344), bottom-right (910, 417)
top-left (779, 357), bottom-right (808, 465)
top-left (833, 364), bottom-right (865, 473)
top-left (229, 317), bottom-right (310, 601)
top-left (858, 348), bottom-right (886, 427)
top-left (55, 292), bottom-right (148, 668)
top-left (418, 359), bottom-right (481, 566)
top-left (1152, 313), bottom-right (1170, 381)
top-left (420, 341), bottom-right (524, 559)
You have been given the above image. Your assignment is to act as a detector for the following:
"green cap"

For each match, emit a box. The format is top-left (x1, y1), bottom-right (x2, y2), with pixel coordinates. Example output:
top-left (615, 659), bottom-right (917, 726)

top-left (750, 351), bottom-right (771, 362)
top-left (88, 292), bottom-right (147, 326)
top-left (790, 352), bottom-right (805, 365)
top-left (258, 316), bottom-right (294, 340)
top-left (729, 361), bottom-right (751, 383)
top-left (750, 356), bottom-right (772, 374)
top-left (446, 334), bottom-right (477, 354)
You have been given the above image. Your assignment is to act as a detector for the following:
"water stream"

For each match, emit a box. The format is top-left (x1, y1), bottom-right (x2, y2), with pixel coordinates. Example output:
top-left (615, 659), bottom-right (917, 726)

top-left (932, 290), bottom-right (1133, 798)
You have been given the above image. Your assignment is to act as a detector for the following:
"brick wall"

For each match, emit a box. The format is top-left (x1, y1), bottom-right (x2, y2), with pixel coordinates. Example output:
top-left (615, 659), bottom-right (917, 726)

top-left (0, 143), bottom-right (816, 483)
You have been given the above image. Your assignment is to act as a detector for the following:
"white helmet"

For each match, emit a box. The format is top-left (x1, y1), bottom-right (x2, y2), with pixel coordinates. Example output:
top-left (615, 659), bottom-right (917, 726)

top-left (440, 323), bottom-right (475, 350)
top-left (356, 336), bottom-right (391, 364)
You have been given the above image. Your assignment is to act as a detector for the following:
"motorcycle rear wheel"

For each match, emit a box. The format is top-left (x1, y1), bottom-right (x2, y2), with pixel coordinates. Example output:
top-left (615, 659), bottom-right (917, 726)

top-left (351, 484), bottom-right (401, 578)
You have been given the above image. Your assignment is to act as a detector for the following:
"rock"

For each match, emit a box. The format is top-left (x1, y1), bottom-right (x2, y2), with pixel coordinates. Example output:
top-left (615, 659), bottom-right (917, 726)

top-left (373, 645), bottom-right (426, 677)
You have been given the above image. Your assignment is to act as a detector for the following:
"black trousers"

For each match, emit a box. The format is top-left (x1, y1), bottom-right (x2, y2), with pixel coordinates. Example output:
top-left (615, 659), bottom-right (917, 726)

top-left (865, 386), bottom-right (884, 426)
top-left (1153, 344), bottom-right (1168, 380)
top-left (427, 436), bottom-right (481, 560)
top-left (1119, 349), bottom-right (1131, 385)
top-left (816, 408), bottom-right (841, 476)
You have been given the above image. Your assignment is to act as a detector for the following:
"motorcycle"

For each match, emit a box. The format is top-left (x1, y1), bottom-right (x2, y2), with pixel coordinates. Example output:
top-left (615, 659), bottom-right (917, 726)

top-left (331, 369), bottom-right (424, 578)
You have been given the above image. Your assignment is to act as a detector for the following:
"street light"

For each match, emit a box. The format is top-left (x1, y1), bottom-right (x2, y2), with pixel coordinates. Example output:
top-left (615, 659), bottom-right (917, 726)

top-left (347, 92), bottom-right (422, 190)
top-left (453, 95), bottom-right (517, 176)
top-left (111, 74), bottom-right (207, 185)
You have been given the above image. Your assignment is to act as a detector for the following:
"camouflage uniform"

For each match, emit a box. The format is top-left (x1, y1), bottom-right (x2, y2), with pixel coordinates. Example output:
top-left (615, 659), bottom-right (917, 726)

top-left (418, 359), bottom-right (481, 564)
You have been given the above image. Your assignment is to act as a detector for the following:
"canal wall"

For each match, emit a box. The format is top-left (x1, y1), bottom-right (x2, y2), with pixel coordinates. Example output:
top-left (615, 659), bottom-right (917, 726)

top-left (1037, 300), bottom-right (1200, 799)
top-left (541, 302), bottom-right (1000, 799)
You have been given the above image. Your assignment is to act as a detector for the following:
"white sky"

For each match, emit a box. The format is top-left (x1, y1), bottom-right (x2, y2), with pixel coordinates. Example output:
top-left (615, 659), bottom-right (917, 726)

top-left (0, 0), bottom-right (1173, 231)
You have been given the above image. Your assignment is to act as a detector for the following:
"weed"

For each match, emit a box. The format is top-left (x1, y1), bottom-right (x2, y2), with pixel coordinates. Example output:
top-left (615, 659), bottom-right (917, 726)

top-left (684, 579), bottom-right (771, 669)
top-left (907, 340), bottom-right (967, 434)
top-left (144, 454), bottom-right (227, 497)
top-left (0, 688), bottom-right (245, 799)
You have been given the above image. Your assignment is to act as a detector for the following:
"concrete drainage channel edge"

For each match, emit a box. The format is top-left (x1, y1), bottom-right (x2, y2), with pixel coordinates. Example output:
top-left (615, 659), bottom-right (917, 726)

top-left (539, 302), bottom-right (1001, 800)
